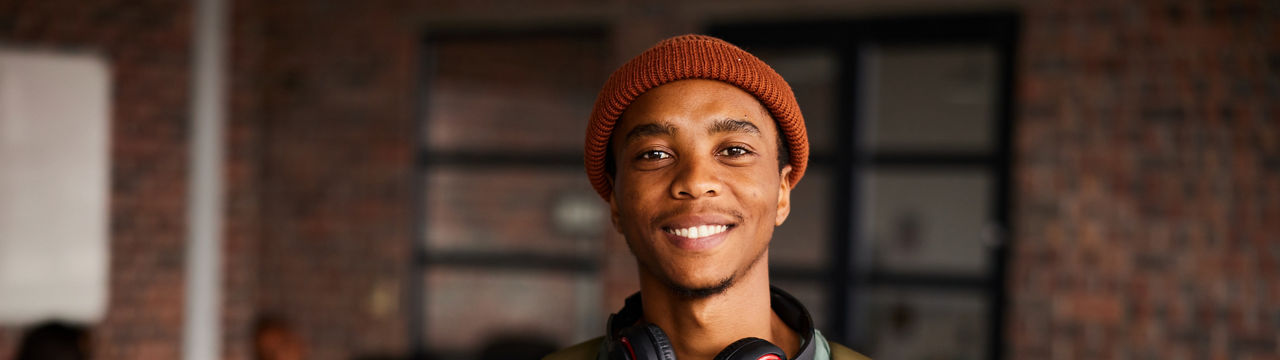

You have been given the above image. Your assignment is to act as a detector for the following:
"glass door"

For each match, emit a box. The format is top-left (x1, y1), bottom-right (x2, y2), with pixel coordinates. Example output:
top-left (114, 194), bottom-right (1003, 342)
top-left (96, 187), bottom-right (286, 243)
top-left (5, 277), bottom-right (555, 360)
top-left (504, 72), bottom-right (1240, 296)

top-left (711, 13), bottom-right (1017, 359)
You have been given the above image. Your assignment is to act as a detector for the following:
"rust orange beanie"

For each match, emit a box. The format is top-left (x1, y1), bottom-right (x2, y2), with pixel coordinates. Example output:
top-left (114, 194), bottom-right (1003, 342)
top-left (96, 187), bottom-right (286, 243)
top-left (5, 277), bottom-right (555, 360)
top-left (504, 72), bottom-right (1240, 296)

top-left (584, 34), bottom-right (809, 201)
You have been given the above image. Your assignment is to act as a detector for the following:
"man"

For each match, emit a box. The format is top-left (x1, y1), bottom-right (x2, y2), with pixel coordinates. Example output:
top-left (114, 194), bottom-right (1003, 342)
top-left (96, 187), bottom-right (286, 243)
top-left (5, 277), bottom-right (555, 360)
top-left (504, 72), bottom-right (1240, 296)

top-left (544, 34), bottom-right (869, 360)
top-left (14, 321), bottom-right (91, 360)
top-left (253, 315), bottom-right (306, 360)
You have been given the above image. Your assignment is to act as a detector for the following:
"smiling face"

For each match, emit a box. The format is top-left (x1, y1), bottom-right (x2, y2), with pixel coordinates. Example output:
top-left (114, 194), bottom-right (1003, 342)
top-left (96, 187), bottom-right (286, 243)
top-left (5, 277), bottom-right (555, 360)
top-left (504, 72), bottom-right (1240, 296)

top-left (609, 79), bottom-right (793, 298)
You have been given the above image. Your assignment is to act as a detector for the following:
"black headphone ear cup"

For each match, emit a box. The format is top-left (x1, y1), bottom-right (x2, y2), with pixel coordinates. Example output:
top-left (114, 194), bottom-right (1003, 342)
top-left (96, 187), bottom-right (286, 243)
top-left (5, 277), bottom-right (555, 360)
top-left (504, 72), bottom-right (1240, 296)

top-left (713, 337), bottom-right (787, 360)
top-left (614, 324), bottom-right (677, 360)
top-left (644, 325), bottom-right (677, 360)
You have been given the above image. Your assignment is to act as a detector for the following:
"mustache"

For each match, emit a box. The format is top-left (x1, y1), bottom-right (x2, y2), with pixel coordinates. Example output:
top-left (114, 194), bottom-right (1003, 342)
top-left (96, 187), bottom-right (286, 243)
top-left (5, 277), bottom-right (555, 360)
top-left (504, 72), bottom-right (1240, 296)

top-left (652, 204), bottom-right (746, 224)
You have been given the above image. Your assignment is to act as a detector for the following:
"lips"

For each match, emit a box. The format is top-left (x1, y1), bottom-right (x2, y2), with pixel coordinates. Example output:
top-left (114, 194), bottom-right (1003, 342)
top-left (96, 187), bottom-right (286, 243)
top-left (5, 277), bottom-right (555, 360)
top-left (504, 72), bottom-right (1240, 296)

top-left (659, 214), bottom-right (738, 251)
top-left (664, 224), bottom-right (729, 239)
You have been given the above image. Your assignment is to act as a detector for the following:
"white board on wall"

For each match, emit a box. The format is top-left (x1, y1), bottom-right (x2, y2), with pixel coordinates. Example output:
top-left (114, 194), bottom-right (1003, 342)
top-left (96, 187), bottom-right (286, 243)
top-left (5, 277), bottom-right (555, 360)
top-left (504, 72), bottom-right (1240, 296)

top-left (0, 48), bottom-right (110, 325)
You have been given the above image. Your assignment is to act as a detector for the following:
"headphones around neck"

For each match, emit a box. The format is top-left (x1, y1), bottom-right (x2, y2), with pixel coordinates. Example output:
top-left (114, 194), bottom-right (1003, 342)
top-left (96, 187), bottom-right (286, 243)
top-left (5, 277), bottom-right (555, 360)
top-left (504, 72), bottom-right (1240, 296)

top-left (604, 287), bottom-right (815, 360)
top-left (608, 322), bottom-right (787, 360)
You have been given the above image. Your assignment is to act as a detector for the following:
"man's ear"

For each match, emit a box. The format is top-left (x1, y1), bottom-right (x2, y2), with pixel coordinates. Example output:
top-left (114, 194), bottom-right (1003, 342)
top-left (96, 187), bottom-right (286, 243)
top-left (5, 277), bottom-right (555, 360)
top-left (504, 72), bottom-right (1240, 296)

top-left (775, 165), bottom-right (793, 226)
top-left (607, 176), bottom-right (620, 230)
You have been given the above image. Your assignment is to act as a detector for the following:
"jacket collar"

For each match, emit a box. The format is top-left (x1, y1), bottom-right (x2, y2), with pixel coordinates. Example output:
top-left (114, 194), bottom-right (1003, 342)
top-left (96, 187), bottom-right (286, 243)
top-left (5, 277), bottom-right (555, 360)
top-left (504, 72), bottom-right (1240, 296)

top-left (605, 286), bottom-right (818, 360)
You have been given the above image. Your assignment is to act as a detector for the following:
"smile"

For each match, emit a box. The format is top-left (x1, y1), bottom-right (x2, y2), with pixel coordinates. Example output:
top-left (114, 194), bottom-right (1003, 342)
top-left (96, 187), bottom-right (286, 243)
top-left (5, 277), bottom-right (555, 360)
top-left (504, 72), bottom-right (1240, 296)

top-left (664, 224), bottom-right (730, 239)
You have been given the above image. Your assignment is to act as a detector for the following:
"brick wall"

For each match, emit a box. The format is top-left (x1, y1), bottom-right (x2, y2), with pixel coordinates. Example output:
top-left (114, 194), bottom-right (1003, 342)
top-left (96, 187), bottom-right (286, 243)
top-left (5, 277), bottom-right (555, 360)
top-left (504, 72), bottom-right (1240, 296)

top-left (1011, 0), bottom-right (1280, 359)
top-left (245, 1), bottom-right (417, 359)
top-left (2, 0), bottom-right (1275, 359)
top-left (222, 0), bottom-right (267, 359)
top-left (0, 0), bottom-right (192, 358)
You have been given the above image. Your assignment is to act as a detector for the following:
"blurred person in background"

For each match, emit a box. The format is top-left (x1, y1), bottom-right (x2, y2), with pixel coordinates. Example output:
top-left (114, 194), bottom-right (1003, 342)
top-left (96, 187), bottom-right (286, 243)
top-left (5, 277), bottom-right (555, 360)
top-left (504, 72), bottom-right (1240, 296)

top-left (253, 315), bottom-right (306, 360)
top-left (544, 35), bottom-right (870, 360)
top-left (13, 321), bottom-right (90, 360)
top-left (478, 334), bottom-right (558, 360)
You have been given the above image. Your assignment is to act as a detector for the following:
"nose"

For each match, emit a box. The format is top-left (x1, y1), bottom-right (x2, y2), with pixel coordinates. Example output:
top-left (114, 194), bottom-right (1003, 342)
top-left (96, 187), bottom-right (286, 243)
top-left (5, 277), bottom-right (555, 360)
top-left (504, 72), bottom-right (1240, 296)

top-left (669, 156), bottom-right (721, 199)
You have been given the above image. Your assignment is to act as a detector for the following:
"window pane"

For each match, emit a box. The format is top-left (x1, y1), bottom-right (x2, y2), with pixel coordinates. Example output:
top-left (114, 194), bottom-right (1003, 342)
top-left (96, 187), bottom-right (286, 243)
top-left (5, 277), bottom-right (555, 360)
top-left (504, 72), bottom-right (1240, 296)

top-left (424, 33), bottom-right (610, 152)
top-left (858, 170), bottom-right (992, 276)
top-left (424, 268), bottom-right (601, 356)
top-left (771, 167), bottom-right (831, 267)
top-left (424, 168), bottom-right (608, 257)
top-left (862, 44), bottom-right (998, 152)
top-left (862, 288), bottom-right (988, 360)
top-left (0, 50), bottom-right (110, 323)
top-left (752, 48), bottom-right (839, 154)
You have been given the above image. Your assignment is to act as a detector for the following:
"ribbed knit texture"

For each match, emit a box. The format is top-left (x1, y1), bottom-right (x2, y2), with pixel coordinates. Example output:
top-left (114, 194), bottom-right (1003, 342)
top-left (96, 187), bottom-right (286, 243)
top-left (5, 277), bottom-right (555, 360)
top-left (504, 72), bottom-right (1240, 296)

top-left (585, 34), bottom-right (810, 201)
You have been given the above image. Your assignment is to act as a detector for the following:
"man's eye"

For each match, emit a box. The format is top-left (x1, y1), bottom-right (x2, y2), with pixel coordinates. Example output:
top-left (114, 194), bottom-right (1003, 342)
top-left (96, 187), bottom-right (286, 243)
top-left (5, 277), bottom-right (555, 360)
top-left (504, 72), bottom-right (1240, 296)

top-left (718, 146), bottom-right (752, 157)
top-left (639, 150), bottom-right (671, 161)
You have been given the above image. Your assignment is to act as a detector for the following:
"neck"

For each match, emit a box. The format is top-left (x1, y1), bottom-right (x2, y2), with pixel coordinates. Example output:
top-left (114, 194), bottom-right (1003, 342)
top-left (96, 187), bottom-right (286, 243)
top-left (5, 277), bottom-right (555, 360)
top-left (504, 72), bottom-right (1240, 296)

top-left (637, 259), bottom-right (801, 360)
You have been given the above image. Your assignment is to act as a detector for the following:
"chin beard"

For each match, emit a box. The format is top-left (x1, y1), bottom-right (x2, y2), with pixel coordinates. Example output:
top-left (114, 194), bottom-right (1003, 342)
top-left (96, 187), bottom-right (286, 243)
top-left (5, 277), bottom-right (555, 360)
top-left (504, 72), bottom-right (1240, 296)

top-left (628, 234), bottom-right (772, 301)
top-left (667, 276), bottom-right (735, 299)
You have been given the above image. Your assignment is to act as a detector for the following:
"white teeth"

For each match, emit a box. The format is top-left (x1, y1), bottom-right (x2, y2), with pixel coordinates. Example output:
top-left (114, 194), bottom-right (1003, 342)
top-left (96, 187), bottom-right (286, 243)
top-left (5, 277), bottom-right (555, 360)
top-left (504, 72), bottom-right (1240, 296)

top-left (666, 225), bottom-right (728, 239)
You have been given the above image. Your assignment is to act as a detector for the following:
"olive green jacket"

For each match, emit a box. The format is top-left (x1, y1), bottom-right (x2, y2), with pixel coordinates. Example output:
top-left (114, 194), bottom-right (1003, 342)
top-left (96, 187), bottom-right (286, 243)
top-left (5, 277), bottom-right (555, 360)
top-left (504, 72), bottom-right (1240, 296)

top-left (542, 330), bottom-right (870, 360)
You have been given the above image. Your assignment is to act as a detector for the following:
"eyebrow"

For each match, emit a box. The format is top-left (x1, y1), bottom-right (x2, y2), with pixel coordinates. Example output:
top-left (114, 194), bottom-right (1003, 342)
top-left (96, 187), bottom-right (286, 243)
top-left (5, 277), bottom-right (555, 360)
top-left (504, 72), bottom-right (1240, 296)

top-left (708, 118), bottom-right (761, 136)
top-left (624, 122), bottom-right (677, 143)
top-left (622, 118), bottom-right (761, 143)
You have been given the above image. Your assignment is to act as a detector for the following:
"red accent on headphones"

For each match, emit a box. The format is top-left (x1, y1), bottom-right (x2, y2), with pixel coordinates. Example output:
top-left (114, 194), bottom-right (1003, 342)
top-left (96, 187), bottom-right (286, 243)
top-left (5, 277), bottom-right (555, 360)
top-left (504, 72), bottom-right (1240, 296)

top-left (621, 337), bottom-right (639, 360)
top-left (757, 355), bottom-right (782, 360)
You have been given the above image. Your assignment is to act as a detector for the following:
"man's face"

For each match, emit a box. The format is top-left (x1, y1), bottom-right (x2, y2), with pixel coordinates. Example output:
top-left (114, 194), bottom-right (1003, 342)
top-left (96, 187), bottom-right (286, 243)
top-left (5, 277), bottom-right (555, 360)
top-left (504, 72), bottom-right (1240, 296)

top-left (609, 79), bottom-right (793, 297)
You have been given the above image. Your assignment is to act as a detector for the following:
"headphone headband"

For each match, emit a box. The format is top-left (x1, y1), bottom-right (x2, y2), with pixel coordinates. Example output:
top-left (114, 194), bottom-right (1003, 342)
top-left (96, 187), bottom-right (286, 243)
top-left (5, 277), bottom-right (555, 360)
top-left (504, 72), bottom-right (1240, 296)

top-left (604, 287), bottom-right (818, 360)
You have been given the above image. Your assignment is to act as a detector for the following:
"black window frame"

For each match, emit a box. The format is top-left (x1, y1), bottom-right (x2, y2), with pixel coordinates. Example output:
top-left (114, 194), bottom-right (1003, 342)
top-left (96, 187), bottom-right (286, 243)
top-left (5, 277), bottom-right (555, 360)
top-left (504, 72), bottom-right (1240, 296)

top-left (410, 25), bottom-right (613, 360)
top-left (708, 12), bottom-right (1019, 360)
top-left (408, 13), bottom-right (1019, 359)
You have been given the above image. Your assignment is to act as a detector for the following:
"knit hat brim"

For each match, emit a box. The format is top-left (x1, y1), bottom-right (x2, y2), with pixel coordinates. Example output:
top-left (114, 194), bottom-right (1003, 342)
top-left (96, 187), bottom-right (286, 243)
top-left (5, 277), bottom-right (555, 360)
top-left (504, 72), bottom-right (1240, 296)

top-left (584, 34), bottom-right (809, 201)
